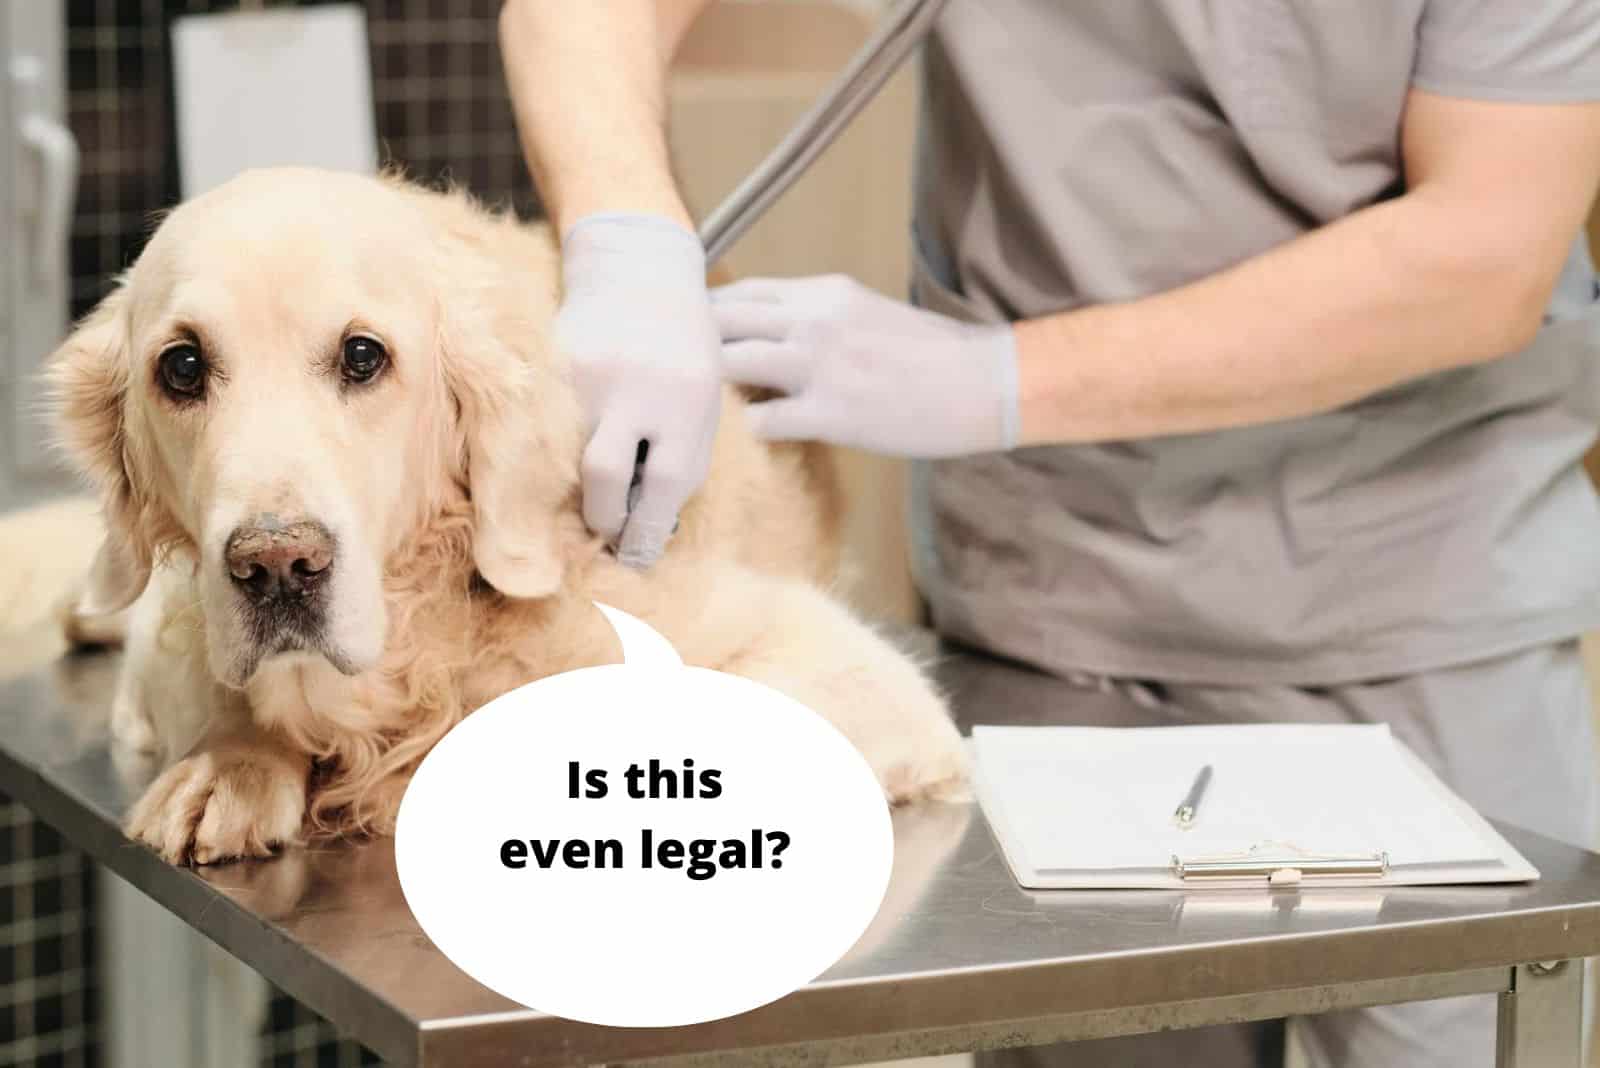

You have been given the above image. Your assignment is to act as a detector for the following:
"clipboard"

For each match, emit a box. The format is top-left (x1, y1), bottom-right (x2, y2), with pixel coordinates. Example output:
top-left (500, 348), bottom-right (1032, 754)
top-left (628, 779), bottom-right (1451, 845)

top-left (971, 724), bottom-right (1539, 890)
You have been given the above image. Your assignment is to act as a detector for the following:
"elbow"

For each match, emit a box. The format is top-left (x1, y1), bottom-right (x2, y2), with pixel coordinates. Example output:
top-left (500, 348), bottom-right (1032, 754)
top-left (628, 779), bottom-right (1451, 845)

top-left (1397, 194), bottom-right (1561, 366)
top-left (1471, 261), bottom-right (1549, 363)
top-left (1438, 245), bottom-right (1554, 365)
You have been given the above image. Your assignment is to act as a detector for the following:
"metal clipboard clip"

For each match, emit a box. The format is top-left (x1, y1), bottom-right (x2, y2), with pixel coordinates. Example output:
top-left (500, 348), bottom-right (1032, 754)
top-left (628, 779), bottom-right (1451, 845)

top-left (1172, 842), bottom-right (1390, 887)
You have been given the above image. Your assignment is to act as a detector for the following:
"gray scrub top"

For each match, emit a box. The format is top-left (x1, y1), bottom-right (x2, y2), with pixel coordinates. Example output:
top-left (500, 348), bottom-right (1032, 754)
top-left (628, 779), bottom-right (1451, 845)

top-left (909, 0), bottom-right (1600, 686)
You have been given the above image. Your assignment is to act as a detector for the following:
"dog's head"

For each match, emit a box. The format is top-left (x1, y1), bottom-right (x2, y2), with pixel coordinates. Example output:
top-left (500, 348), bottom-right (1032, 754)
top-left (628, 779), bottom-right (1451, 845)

top-left (49, 167), bottom-right (585, 688)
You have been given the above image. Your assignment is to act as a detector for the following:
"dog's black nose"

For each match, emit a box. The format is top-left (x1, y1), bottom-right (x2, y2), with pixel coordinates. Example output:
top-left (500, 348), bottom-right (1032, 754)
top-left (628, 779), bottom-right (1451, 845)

top-left (225, 518), bottom-right (335, 602)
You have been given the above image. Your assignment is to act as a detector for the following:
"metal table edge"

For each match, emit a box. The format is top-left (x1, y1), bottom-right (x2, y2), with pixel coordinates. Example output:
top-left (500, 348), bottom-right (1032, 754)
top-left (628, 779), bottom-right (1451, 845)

top-left (0, 740), bottom-right (426, 1066)
top-left (409, 898), bottom-right (1600, 1068)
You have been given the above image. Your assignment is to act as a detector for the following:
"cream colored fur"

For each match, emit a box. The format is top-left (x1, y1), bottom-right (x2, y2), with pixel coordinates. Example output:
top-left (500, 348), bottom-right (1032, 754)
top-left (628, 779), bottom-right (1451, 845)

top-left (39, 167), bottom-right (966, 866)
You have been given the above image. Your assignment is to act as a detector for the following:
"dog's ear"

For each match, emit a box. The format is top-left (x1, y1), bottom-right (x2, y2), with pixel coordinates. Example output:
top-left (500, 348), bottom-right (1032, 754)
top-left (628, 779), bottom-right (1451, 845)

top-left (46, 281), bottom-right (153, 613)
top-left (439, 293), bottom-right (586, 600)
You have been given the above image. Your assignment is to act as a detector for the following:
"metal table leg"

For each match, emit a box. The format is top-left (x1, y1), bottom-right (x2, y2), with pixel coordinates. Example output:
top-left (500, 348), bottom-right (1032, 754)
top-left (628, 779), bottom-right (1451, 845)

top-left (1498, 961), bottom-right (1584, 1067)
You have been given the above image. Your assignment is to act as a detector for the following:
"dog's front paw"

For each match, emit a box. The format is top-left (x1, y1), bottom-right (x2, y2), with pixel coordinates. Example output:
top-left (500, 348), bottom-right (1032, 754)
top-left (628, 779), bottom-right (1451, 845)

top-left (125, 741), bottom-right (308, 865)
top-left (863, 685), bottom-right (972, 807)
top-left (761, 659), bottom-right (971, 806)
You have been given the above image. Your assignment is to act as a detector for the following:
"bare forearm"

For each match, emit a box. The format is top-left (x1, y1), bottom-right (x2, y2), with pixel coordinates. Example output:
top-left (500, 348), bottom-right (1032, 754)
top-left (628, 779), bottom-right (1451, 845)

top-left (498, 0), bottom-right (712, 234)
top-left (1015, 192), bottom-right (1566, 444)
top-left (1016, 93), bottom-right (1600, 447)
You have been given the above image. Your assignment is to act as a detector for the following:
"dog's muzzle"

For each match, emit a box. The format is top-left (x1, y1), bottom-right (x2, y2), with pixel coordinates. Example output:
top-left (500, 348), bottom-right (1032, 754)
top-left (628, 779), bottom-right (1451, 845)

top-left (225, 515), bottom-right (336, 649)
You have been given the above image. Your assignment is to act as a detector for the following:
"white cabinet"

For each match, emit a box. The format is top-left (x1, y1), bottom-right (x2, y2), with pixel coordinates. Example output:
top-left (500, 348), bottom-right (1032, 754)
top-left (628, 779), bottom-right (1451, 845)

top-left (1, 0), bottom-right (75, 509)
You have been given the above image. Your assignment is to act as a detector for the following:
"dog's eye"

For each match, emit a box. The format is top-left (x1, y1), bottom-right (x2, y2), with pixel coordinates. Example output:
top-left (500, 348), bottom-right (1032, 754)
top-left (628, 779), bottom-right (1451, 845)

top-left (341, 336), bottom-right (387, 384)
top-left (158, 344), bottom-right (207, 399)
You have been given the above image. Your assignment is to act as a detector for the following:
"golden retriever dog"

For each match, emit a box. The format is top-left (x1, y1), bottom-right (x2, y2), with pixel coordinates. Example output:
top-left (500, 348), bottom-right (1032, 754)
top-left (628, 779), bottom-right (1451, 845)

top-left (45, 167), bottom-right (967, 866)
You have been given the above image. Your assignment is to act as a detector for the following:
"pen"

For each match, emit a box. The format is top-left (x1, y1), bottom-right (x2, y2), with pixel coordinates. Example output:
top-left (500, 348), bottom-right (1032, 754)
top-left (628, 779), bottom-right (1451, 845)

top-left (1173, 764), bottom-right (1214, 829)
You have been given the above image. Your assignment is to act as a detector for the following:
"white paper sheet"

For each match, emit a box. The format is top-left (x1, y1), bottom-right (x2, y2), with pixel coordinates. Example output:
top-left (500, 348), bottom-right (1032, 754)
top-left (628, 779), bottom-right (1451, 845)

top-left (973, 724), bottom-right (1503, 878)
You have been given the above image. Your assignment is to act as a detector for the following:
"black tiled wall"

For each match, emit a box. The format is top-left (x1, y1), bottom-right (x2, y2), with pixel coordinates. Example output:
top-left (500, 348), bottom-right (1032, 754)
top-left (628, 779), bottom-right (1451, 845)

top-left (0, 800), bottom-right (98, 1068)
top-left (65, 0), bottom-right (538, 317)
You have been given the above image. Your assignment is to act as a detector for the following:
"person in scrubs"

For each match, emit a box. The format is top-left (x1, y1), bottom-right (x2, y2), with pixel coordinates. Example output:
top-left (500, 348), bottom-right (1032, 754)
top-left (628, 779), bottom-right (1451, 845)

top-left (499, 1), bottom-right (1600, 1064)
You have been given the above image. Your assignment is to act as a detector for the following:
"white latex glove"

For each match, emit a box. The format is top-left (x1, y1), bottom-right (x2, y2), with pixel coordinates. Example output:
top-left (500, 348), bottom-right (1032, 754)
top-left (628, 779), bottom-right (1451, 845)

top-left (557, 213), bottom-right (721, 567)
top-left (712, 275), bottom-right (1019, 457)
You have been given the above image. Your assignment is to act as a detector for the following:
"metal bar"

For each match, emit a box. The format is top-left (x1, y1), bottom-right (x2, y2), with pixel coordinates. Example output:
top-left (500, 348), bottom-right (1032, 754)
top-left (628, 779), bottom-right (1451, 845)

top-left (1174, 852), bottom-right (1388, 882)
top-left (1497, 960), bottom-right (1585, 1068)
top-left (420, 967), bottom-right (1514, 1067)
top-left (594, 968), bottom-right (1514, 1068)
top-left (696, 0), bottom-right (950, 264)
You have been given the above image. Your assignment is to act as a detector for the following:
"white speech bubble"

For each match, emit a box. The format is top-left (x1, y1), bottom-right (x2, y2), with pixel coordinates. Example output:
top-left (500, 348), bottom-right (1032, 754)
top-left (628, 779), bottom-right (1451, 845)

top-left (394, 603), bottom-right (895, 1028)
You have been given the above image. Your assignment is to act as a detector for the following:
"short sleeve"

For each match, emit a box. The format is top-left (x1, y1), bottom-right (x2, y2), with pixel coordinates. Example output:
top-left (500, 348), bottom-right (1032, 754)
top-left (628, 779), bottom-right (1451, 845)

top-left (1414, 0), bottom-right (1600, 101)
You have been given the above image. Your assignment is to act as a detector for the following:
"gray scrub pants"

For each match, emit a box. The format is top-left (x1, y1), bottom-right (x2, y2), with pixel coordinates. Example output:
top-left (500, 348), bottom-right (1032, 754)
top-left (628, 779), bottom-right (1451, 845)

top-left (973, 640), bottom-right (1599, 1068)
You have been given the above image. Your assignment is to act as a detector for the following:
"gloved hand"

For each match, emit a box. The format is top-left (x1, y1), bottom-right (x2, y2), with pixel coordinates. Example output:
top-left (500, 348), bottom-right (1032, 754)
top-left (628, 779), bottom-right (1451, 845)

top-left (712, 275), bottom-right (1019, 457)
top-left (556, 213), bottom-right (722, 568)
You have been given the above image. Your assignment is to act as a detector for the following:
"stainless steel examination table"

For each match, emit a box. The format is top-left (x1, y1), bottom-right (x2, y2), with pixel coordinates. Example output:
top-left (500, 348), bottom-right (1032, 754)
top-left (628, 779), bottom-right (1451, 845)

top-left (2, 642), bottom-right (1598, 1067)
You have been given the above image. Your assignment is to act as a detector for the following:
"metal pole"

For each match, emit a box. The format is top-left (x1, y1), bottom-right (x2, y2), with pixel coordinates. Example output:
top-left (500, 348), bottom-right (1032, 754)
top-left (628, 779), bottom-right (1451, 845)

top-left (1497, 960), bottom-right (1585, 1067)
top-left (697, 0), bottom-right (950, 265)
